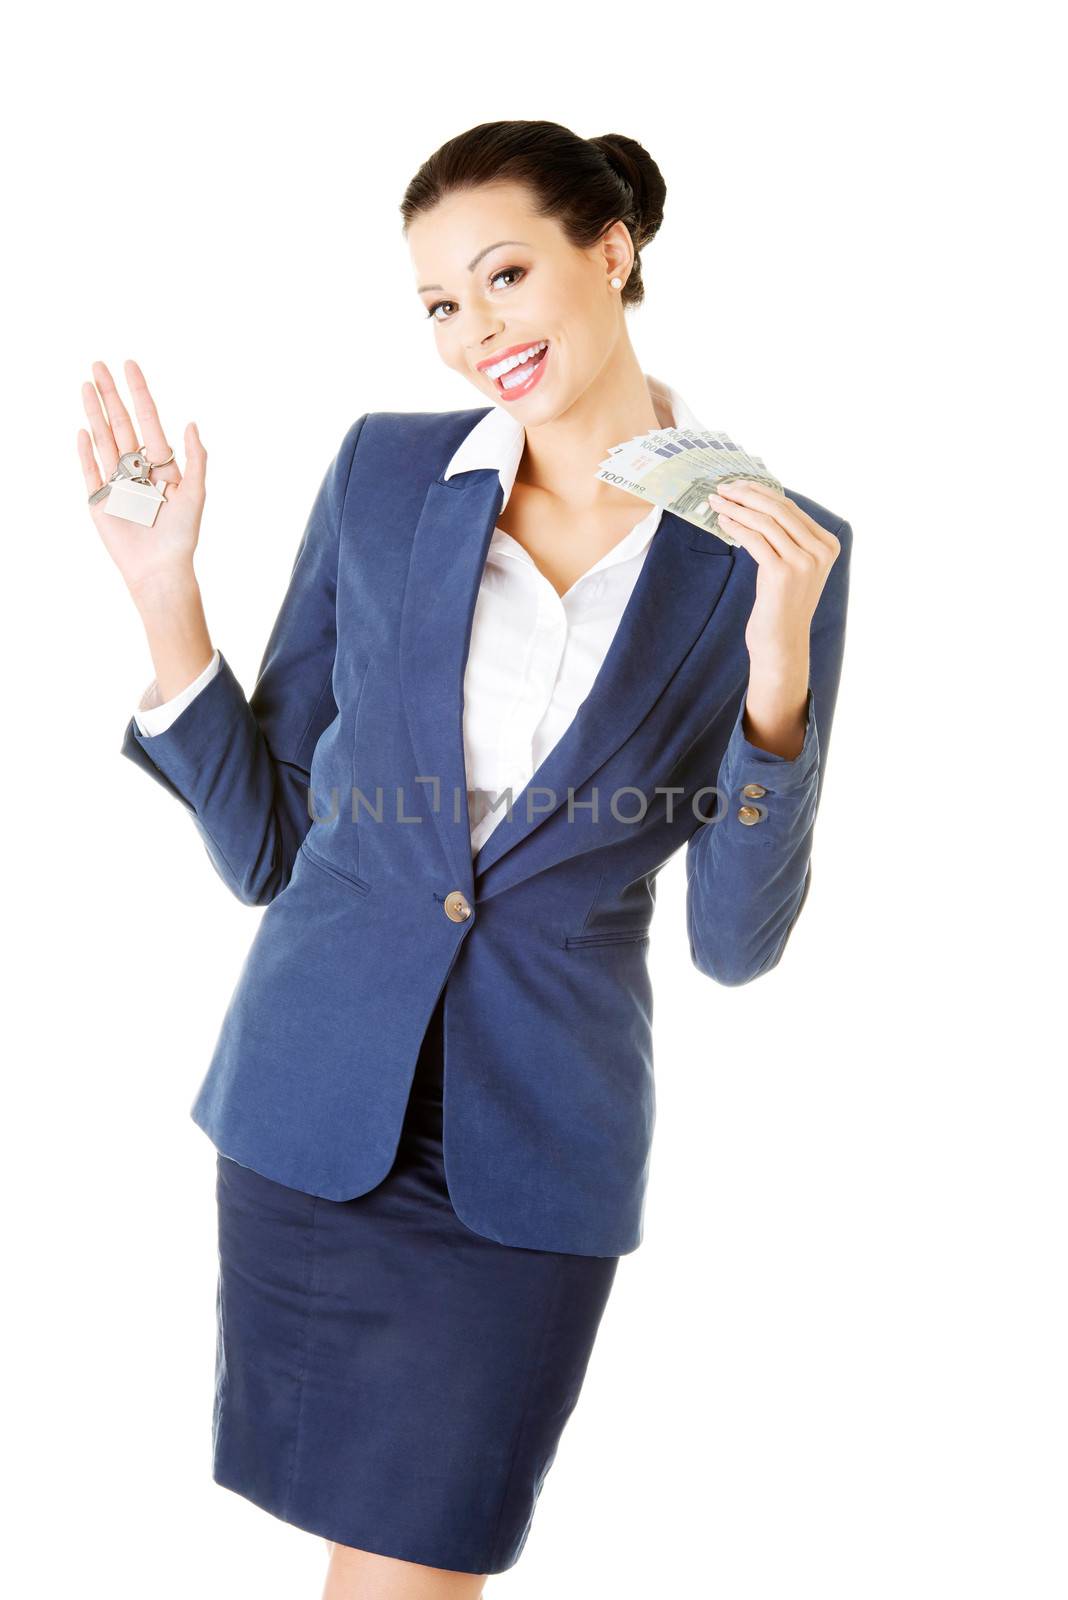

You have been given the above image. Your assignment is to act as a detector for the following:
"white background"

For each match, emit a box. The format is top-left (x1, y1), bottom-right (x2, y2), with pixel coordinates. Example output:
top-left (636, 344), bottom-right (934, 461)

top-left (4, 2), bottom-right (1063, 1595)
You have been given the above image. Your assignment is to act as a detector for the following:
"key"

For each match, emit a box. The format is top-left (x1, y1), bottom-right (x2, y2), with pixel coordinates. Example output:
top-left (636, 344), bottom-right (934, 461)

top-left (90, 446), bottom-right (170, 525)
top-left (89, 449), bottom-right (149, 506)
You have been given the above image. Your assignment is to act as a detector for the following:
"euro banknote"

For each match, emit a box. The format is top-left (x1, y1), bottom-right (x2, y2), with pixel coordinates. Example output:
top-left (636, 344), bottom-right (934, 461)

top-left (595, 427), bottom-right (783, 546)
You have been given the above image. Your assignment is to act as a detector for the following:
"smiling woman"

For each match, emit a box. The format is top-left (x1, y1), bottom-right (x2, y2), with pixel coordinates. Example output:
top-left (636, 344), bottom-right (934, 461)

top-left (404, 122), bottom-right (665, 444)
top-left (94, 116), bottom-right (850, 1600)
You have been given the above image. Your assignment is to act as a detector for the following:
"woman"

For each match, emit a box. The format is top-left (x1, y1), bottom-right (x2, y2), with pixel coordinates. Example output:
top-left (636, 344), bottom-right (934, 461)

top-left (79, 121), bottom-right (850, 1598)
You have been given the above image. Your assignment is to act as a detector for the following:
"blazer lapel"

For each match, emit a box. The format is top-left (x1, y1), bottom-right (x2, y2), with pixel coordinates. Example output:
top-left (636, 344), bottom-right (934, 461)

top-left (472, 513), bottom-right (736, 880)
top-left (398, 468), bottom-right (737, 892)
top-left (398, 469), bottom-right (504, 893)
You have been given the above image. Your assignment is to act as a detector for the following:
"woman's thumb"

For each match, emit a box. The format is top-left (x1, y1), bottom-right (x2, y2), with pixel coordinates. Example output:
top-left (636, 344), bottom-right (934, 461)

top-left (183, 420), bottom-right (207, 490)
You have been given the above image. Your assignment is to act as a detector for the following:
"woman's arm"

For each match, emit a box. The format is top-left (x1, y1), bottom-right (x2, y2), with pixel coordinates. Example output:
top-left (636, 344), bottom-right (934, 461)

top-left (118, 414), bottom-right (368, 906)
top-left (685, 512), bottom-right (852, 985)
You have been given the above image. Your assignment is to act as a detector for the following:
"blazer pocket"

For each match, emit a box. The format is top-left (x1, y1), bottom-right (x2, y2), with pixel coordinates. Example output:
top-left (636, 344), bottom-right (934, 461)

top-left (299, 839), bottom-right (372, 896)
top-left (563, 928), bottom-right (650, 949)
top-left (350, 657), bottom-right (372, 800)
top-left (348, 657), bottom-right (375, 879)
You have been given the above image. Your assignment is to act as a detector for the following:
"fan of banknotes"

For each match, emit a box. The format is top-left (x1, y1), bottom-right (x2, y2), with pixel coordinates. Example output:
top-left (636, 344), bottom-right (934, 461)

top-left (594, 427), bottom-right (783, 547)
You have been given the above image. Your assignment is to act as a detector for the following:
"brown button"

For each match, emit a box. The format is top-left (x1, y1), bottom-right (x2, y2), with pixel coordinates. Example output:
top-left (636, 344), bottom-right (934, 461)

top-left (737, 805), bottom-right (764, 826)
top-left (742, 783), bottom-right (767, 799)
top-left (443, 890), bottom-right (472, 922)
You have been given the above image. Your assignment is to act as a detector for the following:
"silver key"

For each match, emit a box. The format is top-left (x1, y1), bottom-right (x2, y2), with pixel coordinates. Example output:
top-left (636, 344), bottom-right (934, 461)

top-left (89, 449), bottom-right (150, 506)
top-left (90, 448), bottom-right (170, 525)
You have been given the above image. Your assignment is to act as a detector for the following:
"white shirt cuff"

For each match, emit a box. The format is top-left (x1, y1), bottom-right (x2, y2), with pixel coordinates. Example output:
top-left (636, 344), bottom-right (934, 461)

top-left (134, 648), bottom-right (222, 737)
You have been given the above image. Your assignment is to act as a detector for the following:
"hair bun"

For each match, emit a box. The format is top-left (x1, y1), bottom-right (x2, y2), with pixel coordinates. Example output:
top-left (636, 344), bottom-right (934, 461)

top-left (589, 133), bottom-right (666, 247)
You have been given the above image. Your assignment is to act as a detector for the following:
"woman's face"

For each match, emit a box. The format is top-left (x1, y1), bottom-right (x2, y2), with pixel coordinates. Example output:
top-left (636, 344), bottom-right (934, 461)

top-left (408, 181), bottom-right (632, 424)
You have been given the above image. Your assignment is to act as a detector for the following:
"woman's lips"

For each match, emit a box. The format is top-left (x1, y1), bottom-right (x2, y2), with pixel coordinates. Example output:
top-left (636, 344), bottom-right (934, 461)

top-left (491, 342), bottom-right (550, 401)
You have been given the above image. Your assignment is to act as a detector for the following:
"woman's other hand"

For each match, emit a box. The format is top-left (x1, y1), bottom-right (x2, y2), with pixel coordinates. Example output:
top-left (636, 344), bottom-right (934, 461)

top-left (707, 479), bottom-right (843, 759)
top-left (80, 358), bottom-right (215, 702)
top-left (77, 358), bottom-right (206, 609)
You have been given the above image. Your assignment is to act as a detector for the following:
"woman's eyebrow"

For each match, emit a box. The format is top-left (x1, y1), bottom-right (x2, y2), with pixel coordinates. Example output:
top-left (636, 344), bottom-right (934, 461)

top-left (417, 240), bottom-right (532, 294)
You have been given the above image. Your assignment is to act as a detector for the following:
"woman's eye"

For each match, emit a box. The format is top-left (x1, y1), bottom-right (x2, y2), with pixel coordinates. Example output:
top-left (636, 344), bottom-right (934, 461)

top-left (425, 265), bottom-right (526, 322)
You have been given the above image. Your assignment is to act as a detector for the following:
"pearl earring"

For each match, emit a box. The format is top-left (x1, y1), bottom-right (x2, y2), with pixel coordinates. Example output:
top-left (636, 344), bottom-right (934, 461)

top-left (610, 277), bottom-right (622, 288)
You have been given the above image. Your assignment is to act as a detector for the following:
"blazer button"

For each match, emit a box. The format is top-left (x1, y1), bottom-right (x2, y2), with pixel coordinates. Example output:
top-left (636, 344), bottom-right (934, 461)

top-left (742, 782), bottom-right (767, 799)
top-left (738, 804), bottom-right (764, 826)
top-left (443, 890), bottom-right (472, 922)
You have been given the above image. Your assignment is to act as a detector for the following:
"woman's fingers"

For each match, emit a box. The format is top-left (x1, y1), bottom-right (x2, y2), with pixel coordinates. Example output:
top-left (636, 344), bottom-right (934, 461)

top-left (181, 420), bottom-right (207, 499)
top-left (710, 483), bottom-right (830, 566)
top-left (78, 360), bottom-right (196, 521)
top-left (124, 359), bottom-right (182, 486)
top-left (76, 426), bottom-right (106, 497)
top-left (715, 480), bottom-right (840, 559)
top-left (713, 483), bottom-right (818, 558)
top-left (710, 499), bottom-right (780, 564)
top-left (716, 518), bottom-right (781, 566)
top-left (710, 493), bottom-right (798, 564)
top-left (90, 360), bottom-right (139, 457)
top-left (81, 374), bottom-right (120, 478)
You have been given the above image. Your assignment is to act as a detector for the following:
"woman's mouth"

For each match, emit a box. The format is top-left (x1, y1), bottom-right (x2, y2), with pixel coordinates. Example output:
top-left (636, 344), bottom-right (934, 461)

top-left (484, 340), bottom-right (551, 401)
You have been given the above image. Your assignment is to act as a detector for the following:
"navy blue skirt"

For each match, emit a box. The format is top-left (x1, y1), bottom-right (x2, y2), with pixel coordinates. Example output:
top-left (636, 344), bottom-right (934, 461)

top-left (211, 991), bottom-right (620, 1575)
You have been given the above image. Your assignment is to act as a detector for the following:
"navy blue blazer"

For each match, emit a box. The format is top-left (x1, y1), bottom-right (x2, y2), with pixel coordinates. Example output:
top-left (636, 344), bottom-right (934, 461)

top-left (120, 406), bottom-right (852, 1256)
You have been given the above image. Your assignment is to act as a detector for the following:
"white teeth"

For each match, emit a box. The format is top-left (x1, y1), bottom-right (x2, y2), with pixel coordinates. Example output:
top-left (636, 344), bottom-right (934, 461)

top-left (486, 341), bottom-right (548, 380)
top-left (501, 360), bottom-right (543, 390)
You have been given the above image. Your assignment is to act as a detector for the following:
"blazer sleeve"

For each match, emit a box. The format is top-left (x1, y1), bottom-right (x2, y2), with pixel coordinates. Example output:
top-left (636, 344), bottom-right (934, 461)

top-left (685, 515), bottom-right (852, 985)
top-left (118, 413), bottom-right (369, 907)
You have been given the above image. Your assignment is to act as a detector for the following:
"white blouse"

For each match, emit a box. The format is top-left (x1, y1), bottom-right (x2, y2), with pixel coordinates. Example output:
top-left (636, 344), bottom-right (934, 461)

top-left (134, 373), bottom-right (704, 857)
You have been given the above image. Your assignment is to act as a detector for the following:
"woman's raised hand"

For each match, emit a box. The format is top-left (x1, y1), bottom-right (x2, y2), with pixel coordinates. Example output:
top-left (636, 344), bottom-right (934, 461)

top-left (78, 359), bottom-right (207, 607)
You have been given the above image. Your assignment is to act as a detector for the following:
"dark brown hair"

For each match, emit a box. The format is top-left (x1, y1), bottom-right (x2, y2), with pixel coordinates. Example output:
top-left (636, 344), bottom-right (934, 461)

top-left (399, 120), bottom-right (667, 308)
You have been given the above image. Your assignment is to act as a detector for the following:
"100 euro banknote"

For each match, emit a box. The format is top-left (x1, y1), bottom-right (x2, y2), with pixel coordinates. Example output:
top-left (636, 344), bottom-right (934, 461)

top-left (595, 427), bottom-right (783, 546)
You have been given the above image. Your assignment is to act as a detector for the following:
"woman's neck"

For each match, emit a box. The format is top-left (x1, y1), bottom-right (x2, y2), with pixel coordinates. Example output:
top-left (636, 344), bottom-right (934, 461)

top-left (515, 347), bottom-right (665, 517)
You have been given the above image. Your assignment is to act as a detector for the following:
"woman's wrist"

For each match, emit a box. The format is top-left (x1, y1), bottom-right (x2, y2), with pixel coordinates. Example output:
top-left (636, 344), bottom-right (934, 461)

top-left (742, 649), bottom-right (810, 759)
top-left (129, 564), bottom-right (201, 616)
top-left (131, 571), bottom-right (216, 704)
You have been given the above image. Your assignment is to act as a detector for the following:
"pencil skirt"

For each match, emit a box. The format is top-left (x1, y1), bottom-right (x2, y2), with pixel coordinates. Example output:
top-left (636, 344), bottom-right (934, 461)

top-left (211, 991), bottom-right (621, 1576)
